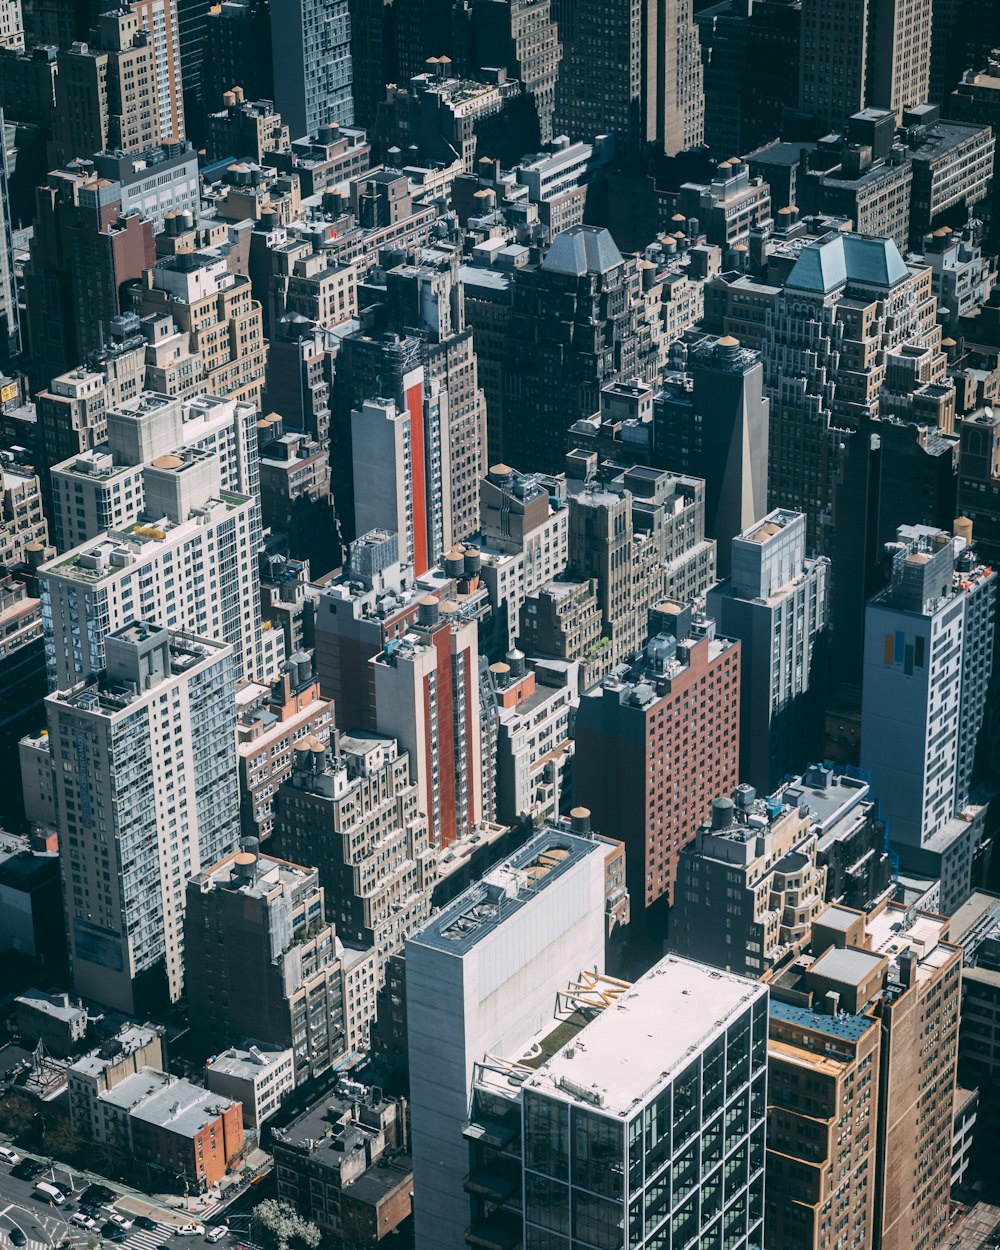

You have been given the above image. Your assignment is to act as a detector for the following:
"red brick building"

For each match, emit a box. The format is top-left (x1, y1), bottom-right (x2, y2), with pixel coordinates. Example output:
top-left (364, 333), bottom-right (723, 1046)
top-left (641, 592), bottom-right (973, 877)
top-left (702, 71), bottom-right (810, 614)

top-left (574, 603), bottom-right (740, 925)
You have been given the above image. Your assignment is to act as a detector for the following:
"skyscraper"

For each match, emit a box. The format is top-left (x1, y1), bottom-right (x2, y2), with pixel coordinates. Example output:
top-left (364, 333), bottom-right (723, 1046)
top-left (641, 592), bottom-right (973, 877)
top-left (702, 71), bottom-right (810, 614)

top-left (406, 826), bottom-right (610, 1250)
top-left (706, 509), bottom-right (829, 794)
top-left (269, 0), bottom-right (354, 137)
top-left (554, 0), bottom-right (704, 159)
top-left (46, 623), bottom-right (239, 1013)
top-left (861, 524), bottom-right (996, 912)
top-left (798, 0), bottom-right (931, 128)
top-left (371, 594), bottom-right (482, 848)
top-left (656, 336), bottom-right (770, 578)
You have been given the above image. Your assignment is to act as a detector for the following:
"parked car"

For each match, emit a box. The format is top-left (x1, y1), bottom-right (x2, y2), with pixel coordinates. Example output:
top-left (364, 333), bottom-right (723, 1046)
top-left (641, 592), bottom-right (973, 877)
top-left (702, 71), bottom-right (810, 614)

top-left (134, 1216), bottom-right (159, 1232)
top-left (174, 1224), bottom-right (206, 1237)
top-left (82, 1184), bottom-right (115, 1207)
top-left (11, 1159), bottom-right (44, 1181)
top-left (0, 1146), bottom-right (21, 1164)
top-left (72, 1213), bottom-right (98, 1230)
top-left (205, 1228), bottom-right (228, 1243)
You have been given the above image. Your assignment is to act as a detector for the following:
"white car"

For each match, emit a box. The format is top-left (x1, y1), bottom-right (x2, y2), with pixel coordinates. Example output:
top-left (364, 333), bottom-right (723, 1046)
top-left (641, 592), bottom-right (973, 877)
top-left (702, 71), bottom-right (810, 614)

top-left (72, 1214), bottom-right (98, 1230)
top-left (174, 1225), bottom-right (206, 1237)
top-left (0, 1146), bottom-right (21, 1164)
top-left (110, 1215), bottom-right (133, 1231)
top-left (204, 1229), bottom-right (227, 1244)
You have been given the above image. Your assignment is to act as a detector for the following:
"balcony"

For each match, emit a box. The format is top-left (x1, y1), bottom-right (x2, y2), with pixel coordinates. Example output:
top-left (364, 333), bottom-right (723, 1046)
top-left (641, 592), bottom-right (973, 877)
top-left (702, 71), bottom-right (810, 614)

top-left (464, 1161), bottom-right (520, 1204)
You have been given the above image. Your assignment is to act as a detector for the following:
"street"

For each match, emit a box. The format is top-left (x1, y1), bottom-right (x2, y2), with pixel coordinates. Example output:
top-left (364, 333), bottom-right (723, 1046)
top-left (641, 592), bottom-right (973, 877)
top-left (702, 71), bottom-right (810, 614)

top-left (0, 1155), bottom-right (219, 1250)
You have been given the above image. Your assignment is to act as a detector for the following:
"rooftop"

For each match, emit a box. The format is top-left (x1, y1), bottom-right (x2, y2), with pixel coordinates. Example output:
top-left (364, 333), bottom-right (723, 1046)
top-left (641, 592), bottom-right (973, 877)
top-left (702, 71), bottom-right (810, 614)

top-left (785, 231), bottom-right (910, 294)
top-left (809, 945), bottom-right (885, 986)
top-left (408, 829), bottom-right (601, 956)
top-left (769, 997), bottom-right (874, 1044)
top-left (541, 226), bottom-right (623, 276)
top-left (523, 956), bottom-right (764, 1116)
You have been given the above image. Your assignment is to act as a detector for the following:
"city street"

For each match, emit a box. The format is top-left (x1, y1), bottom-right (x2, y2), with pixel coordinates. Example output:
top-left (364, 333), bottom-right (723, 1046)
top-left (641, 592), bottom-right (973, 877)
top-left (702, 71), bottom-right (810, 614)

top-left (0, 1153), bottom-right (212, 1250)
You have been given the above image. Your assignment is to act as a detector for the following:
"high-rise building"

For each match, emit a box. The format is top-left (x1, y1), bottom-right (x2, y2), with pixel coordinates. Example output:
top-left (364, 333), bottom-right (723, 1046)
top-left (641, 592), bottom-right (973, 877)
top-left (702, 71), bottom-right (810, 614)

top-left (129, 0), bottom-right (186, 144)
top-left (0, 0), bottom-right (23, 48)
top-left (312, 529), bottom-right (425, 731)
top-left (48, 392), bottom-right (259, 552)
top-left (51, 9), bottom-right (158, 161)
top-left (184, 843), bottom-right (368, 1082)
top-left (0, 572), bottom-right (47, 831)
top-left (371, 594), bottom-right (482, 848)
top-left (25, 168), bottom-right (155, 387)
top-left (706, 509), bottom-right (829, 794)
top-left (34, 316), bottom-right (148, 477)
top-left (501, 226), bottom-right (662, 474)
top-left (272, 732), bottom-right (435, 976)
top-left (1, 455), bottom-right (50, 568)
top-left (470, 0), bottom-right (561, 145)
top-left (129, 249), bottom-right (268, 407)
top-left (516, 958), bottom-right (768, 1250)
top-left (405, 825), bottom-right (610, 1250)
top-left (574, 604), bottom-right (741, 922)
top-left (764, 899), bottom-right (962, 1250)
top-left (0, 112), bottom-right (19, 367)
top-left (761, 231), bottom-right (942, 558)
top-left (39, 489), bottom-right (272, 688)
top-left (269, 0), bottom-right (353, 138)
top-left (798, 0), bottom-right (931, 128)
top-left (672, 788), bottom-right (827, 977)
top-left (861, 524), bottom-right (996, 913)
top-left (202, 0), bottom-right (274, 118)
top-left (554, 0), bottom-right (704, 159)
top-left (655, 335), bottom-right (770, 577)
top-left (46, 623), bottom-right (239, 1013)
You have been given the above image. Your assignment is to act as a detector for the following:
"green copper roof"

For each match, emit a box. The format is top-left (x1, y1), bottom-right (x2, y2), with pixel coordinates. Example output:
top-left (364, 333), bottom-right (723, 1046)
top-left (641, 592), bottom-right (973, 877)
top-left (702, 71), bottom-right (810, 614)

top-left (786, 232), bottom-right (909, 293)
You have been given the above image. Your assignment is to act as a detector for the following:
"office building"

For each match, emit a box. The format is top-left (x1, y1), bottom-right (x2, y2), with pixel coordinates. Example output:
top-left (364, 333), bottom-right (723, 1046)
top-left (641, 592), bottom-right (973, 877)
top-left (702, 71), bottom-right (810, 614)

top-left (0, 573), bottom-right (47, 831)
top-left (0, 831), bottom-right (63, 965)
top-left (761, 231), bottom-right (942, 557)
top-left (798, 0), bottom-right (931, 128)
top-left (371, 594), bottom-right (482, 848)
top-left (273, 731), bottom-right (434, 978)
top-left (205, 91), bottom-right (289, 164)
top-left (0, 0), bottom-right (22, 48)
top-left (956, 899), bottom-right (1000, 1187)
top-left (405, 826), bottom-right (609, 1250)
top-left (473, 463), bottom-right (569, 652)
top-left (861, 525), bottom-right (995, 912)
top-left (312, 530), bottom-right (426, 730)
top-left (921, 222), bottom-right (992, 336)
top-left (672, 788), bottom-right (827, 977)
top-left (697, 0), bottom-right (802, 154)
top-left (958, 412), bottom-right (1000, 564)
top-left (554, 0), bottom-right (704, 159)
top-left (236, 653), bottom-right (335, 841)
top-left (25, 168), bottom-right (155, 386)
top-left (39, 489), bottom-right (271, 688)
top-left (0, 117), bottom-right (18, 366)
top-left (269, 0), bottom-right (353, 138)
top-left (765, 900), bottom-right (962, 1250)
top-left (88, 145), bottom-right (200, 234)
top-left (45, 624), bottom-right (239, 1013)
top-left (677, 159), bottom-right (773, 249)
top-left (49, 391), bottom-right (259, 552)
top-left (51, 9), bottom-right (157, 161)
top-left (501, 226), bottom-right (662, 473)
top-left (574, 605), bottom-right (741, 919)
top-left (1, 454), bottom-right (49, 567)
top-left (903, 108), bottom-right (995, 246)
top-left (655, 336), bottom-right (770, 577)
top-left (185, 843), bottom-right (369, 1083)
top-left (707, 510), bottom-right (829, 794)
top-left (202, 0), bottom-right (274, 116)
top-left (515, 958), bottom-right (767, 1250)
top-left (468, 0), bottom-right (561, 146)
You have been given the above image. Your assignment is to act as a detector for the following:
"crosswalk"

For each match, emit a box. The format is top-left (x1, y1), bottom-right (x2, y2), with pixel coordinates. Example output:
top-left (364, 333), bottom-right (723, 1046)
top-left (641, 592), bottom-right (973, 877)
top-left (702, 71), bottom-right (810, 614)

top-left (118, 1225), bottom-right (170, 1250)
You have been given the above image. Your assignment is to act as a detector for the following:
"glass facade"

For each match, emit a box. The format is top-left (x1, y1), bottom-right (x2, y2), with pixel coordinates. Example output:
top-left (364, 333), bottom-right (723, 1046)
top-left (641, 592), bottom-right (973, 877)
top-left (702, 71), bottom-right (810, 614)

top-left (522, 993), bottom-right (768, 1250)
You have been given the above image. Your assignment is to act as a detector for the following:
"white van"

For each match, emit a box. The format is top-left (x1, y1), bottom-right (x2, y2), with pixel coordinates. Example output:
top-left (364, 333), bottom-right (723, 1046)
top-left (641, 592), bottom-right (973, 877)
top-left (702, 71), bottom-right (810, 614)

top-left (34, 1182), bottom-right (65, 1205)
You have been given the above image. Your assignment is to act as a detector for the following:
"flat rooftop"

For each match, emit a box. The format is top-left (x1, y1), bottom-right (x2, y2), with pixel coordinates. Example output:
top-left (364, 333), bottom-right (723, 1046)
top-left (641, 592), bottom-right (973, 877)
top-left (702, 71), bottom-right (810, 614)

top-left (409, 828), bottom-right (601, 957)
top-left (769, 997), bottom-right (874, 1044)
top-left (523, 956), bottom-right (764, 1117)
